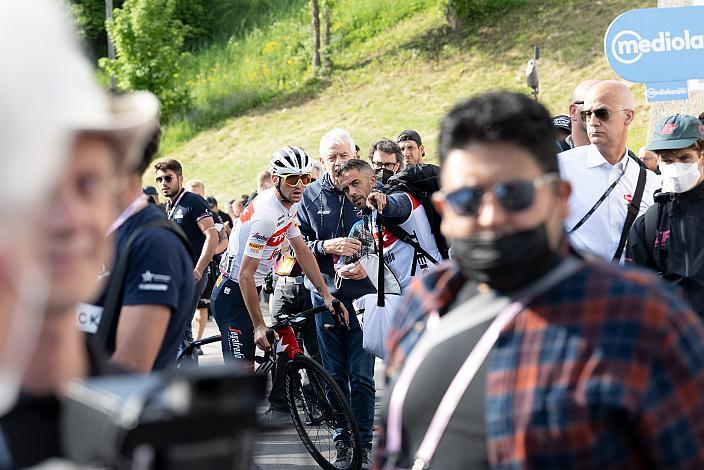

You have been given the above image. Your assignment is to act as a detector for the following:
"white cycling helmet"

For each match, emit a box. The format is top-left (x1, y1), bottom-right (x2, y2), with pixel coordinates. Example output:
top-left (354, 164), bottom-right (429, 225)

top-left (270, 146), bottom-right (313, 176)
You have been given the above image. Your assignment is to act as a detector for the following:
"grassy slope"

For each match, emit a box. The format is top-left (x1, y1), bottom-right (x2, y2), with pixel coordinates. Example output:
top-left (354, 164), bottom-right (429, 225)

top-left (154, 0), bottom-right (654, 202)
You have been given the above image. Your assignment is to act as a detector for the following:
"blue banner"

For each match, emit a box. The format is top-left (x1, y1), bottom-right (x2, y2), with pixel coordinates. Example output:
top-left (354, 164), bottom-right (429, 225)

top-left (604, 6), bottom-right (704, 83)
top-left (645, 81), bottom-right (689, 103)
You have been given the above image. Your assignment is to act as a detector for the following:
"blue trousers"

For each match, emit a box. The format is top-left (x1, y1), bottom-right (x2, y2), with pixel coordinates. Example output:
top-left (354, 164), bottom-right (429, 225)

top-left (312, 293), bottom-right (375, 449)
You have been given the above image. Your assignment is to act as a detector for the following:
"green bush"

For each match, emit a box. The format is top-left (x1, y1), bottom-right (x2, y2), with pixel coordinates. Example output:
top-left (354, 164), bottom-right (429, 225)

top-left (100, 0), bottom-right (191, 120)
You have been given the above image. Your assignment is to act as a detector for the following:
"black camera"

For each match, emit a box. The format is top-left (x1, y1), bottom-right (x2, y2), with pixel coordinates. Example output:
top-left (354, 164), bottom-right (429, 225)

top-left (62, 366), bottom-right (265, 469)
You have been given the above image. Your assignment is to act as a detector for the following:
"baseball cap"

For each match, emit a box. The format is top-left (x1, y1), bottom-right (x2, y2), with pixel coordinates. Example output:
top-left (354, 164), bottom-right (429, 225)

top-left (645, 114), bottom-right (704, 151)
top-left (143, 186), bottom-right (158, 196)
top-left (396, 130), bottom-right (423, 146)
top-left (552, 115), bottom-right (571, 133)
top-left (0, 0), bottom-right (159, 222)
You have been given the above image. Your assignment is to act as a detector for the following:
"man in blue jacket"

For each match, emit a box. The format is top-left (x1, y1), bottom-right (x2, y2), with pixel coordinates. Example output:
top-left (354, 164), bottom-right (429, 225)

top-left (297, 128), bottom-right (376, 468)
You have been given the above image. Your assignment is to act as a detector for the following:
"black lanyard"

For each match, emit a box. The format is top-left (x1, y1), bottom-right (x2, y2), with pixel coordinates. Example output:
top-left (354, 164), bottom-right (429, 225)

top-left (568, 163), bottom-right (626, 234)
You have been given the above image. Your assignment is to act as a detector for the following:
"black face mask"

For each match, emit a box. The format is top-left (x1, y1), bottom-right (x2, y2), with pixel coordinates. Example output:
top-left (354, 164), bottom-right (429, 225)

top-left (375, 168), bottom-right (395, 185)
top-left (452, 224), bottom-right (561, 293)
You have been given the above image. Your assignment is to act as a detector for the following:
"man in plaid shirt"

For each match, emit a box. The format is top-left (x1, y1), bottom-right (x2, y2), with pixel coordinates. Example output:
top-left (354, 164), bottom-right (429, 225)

top-left (376, 92), bottom-right (704, 469)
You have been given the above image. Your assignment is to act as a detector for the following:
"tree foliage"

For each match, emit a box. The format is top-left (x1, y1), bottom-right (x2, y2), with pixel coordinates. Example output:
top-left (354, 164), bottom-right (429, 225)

top-left (99, 0), bottom-right (191, 120)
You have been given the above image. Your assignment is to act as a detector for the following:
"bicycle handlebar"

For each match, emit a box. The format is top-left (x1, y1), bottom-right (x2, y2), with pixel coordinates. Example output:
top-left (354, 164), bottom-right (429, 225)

top-left (267, 300), bottom-right (347, 336)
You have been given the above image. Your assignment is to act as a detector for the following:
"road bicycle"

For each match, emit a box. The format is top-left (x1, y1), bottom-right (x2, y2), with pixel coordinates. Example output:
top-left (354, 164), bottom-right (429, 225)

top-left (177, 301), bottom-right (362, 470)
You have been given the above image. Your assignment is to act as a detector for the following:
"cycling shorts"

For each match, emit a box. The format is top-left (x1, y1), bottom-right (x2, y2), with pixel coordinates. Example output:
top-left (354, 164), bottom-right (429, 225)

top-left (210, 275), bottom-right (261, 363)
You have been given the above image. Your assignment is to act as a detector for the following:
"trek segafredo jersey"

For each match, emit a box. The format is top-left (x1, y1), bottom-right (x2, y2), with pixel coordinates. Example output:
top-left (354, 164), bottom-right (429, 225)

top-left (220, 188), bottom-right (300, 286)
top-left (371, 192), bottom-right (442, 290)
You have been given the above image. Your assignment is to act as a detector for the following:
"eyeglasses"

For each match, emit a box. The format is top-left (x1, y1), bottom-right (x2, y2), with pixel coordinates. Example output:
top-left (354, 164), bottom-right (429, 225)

top-left (441, 173), bottom-right (558, 216)
top-left (155, 175), bottom-right (174, 184)
top-left (579, 108), bottom-right (629, 123)
top-left (283, 174), bottom-right (313, 187)
top-left (371, 162), bottom-right (397, 171)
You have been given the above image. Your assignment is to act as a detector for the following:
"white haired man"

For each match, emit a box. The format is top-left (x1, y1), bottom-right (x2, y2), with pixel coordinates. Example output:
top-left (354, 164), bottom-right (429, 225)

top-left (297, 128), bottom-right (376, 468)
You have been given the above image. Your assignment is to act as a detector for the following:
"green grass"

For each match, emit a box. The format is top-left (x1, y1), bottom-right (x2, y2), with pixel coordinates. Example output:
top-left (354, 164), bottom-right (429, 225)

top-left (152, 0), bottom-right (656, 203)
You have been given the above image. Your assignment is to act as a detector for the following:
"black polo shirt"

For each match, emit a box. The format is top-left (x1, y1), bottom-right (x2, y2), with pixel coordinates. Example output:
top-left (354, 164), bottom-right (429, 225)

top-left (92, 204), bottom-right (195, 371)
top-left (167, 189), bottom-right (213, 261)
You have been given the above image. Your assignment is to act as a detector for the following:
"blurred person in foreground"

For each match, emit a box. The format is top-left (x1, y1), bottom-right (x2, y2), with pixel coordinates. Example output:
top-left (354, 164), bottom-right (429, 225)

top-left (79, 129), bottom-right (195, 373)
top-left (0, 0), bottom-right (159, 467)
top-left (376, 91), bottom-right (704, 469)
top-left (0, 0), bottom-right (81, 455)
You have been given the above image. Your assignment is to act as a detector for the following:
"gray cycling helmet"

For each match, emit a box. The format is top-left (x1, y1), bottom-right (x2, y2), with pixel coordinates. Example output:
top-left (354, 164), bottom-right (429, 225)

top-left (270, 146), bottom-right (313, 176)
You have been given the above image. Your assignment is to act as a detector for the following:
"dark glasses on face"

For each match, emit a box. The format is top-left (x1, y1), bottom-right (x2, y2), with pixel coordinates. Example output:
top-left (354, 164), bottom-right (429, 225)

top-left (283, 174), bottom-right (313, 187)
top-left (155, 175), bottom-right (174, 184)
top-left (442, 174), bottom-right (558, 216)
top-left (372, 162), bottom-right (397, 171)
top-left (579, 108), bottom-right (628, 123)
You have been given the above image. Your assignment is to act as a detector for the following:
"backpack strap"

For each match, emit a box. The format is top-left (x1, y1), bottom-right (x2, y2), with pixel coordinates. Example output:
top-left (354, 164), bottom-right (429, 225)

top-left (612, 166), bottom-right (647, 262)
top-left (95, 217), bottom-right (192, 353)
top-left (383, 220), bottom-right (439, 266)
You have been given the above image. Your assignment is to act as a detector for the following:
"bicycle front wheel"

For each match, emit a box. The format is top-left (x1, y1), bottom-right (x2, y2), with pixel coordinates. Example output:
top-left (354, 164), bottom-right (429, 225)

top-left (285, 354), bottom-right (362, 470)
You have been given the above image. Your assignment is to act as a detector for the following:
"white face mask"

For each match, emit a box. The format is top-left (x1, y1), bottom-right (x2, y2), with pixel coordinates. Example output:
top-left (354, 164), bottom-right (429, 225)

top-left (0, 267), bottom-right (46, 416)
top-left (660, 162), bottom-right (702, 193)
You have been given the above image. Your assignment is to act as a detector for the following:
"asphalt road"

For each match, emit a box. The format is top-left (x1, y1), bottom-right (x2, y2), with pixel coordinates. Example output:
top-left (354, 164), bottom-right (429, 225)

top-left (198, 299), bottom-right (385, 469)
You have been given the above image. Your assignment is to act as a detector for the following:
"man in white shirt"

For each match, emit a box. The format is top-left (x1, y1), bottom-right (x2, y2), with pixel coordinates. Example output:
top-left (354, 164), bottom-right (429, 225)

top-left (558, 80), bottom-right (659, 261)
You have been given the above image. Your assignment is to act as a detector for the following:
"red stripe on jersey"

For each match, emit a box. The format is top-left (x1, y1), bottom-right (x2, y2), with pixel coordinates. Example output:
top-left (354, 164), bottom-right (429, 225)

top-left (266, 222), bottom-right (292, 247)
top-left (239, 203), bottom-right (254, 223)
top-left (374, 229), bottom-right (398, 248)
top-left (406, 192), bottom-right (421, 210)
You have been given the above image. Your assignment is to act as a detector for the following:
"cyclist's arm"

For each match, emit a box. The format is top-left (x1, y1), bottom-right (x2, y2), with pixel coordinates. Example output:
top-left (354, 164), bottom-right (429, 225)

top-left (111, 305), bottom-right (170, 372)
top-left (238, 255), bottom-right (266, 331)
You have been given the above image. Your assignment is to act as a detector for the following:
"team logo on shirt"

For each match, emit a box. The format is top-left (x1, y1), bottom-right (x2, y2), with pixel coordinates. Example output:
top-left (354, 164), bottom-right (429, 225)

top-left (138, 270), bottom-right (171, 291)
top-left (141, 270), bottom-right (171, 283)
top-left (174, 209), bottom-right (184, 219)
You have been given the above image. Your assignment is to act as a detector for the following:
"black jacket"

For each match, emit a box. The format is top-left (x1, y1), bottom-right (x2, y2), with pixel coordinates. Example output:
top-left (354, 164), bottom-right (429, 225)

top-left (626, 183), bottom-right (704, 317)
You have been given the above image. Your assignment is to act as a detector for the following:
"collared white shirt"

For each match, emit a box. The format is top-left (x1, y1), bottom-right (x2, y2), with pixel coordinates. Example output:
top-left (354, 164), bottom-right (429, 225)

top-left (558, 144), bottom-right (660, 261)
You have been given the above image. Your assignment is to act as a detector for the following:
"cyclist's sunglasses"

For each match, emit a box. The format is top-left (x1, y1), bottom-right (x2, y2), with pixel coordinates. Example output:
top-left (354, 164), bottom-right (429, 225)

top-left (283, 174), bottom-right (313, 187)
top-left (155, 175), bottom-right (174, 184)
top-left (579, 108), bottom-right (628, 123)
top-left (441, 174), bottom-right (558, 216)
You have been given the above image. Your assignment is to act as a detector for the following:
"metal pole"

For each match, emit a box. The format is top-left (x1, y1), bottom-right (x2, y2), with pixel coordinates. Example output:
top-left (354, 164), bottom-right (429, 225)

top-left (105, 0), bottom-right (116, 89)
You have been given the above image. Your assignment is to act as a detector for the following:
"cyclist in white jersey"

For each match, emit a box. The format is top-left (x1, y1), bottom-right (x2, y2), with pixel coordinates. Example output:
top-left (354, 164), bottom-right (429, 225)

top-left (211, 146), bottom-right (345, 369)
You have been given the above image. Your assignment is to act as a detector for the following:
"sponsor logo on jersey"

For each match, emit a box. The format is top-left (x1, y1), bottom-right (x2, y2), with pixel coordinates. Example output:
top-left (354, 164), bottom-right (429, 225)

top-left (248, 241), bottom-right (265, 251)
top-left (266, 223), bottom-right (292, 247)
top-left (251, 232), bottom-right (268, 242)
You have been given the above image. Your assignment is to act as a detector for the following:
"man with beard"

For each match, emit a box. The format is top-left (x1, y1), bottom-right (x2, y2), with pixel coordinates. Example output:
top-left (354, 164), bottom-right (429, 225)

top-left (337, 159), bottom-right (443, 290)
top-left (154, 159), bottom-right (218, 359)
top-left (396, 130), bottom-right (425, 167)
top-left (376, 91), bottom-right (704, 469)
top-left (368, 138), bottom-right (403, 184)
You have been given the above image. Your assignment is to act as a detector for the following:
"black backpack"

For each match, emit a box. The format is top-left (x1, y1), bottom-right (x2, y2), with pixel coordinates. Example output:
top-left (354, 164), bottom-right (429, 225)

top-left (382, 164), bottom-right (449, 260)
